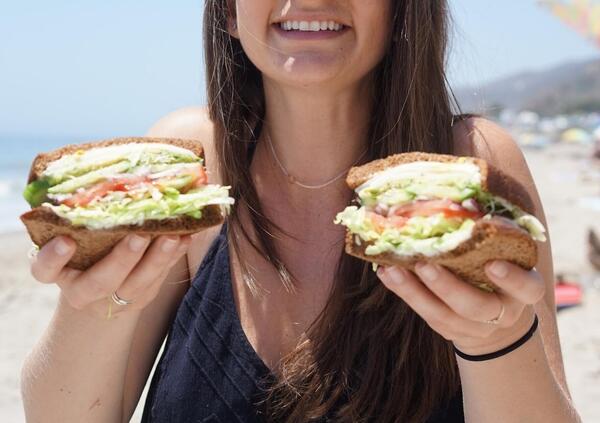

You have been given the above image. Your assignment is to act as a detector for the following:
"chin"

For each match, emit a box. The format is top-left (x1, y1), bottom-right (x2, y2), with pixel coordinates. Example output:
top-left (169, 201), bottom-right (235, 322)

top-left (265, 51), bottom-right (353, 88)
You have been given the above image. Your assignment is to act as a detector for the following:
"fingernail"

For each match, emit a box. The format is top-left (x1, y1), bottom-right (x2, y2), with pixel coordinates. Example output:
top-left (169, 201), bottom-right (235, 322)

top-left (129, 235), bottom-right (148, 252)
top-left (417, 263), bottom-right (438, 281)
top-left (162, 238), bottom-right (179, 252)
top-left (54, 239), bottom-right (71, 256)
top-left (489, 261), bottom-right (509, 278)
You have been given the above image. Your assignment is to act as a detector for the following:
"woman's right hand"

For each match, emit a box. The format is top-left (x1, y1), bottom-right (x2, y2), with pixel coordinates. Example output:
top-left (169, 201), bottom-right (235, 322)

top-left (29, 234), bottom-right (191, 319)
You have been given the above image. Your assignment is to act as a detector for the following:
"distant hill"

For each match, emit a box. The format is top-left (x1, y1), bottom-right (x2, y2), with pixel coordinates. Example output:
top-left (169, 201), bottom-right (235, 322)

top-left (455, 57), bottom-right (600, 116)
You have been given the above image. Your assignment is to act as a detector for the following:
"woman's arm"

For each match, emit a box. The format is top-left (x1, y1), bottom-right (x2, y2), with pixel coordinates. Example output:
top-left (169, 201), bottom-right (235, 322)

top-left (21, 107), bottom-right (220, 423)
top-left (377, 118), bottom-right (580, 422)
top-left (21, 236), bottom-right (190, 423)
top-left (453, 117), bottom-right (570, 394)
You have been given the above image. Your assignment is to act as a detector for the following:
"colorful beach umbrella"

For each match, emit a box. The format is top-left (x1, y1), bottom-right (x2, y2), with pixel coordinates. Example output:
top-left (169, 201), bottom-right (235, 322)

top-left (538, 0), bottom-right (600, 48)
top-left (560, 127), bottom-right (593, 143)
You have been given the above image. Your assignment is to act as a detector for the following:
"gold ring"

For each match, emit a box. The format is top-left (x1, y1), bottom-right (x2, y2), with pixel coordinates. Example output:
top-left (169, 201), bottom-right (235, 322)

top-left (111, 291), bottom-right (134, 306)
top-left (484, 303), bottom-right (505, 325)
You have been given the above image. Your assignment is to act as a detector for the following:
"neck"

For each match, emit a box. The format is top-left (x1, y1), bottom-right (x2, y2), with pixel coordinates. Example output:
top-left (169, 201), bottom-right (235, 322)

top-left (255, 79), bottom-right (372, 193)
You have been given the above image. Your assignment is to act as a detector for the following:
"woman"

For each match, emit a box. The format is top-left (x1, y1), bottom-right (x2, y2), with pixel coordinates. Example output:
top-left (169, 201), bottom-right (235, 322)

top-left (21, 1), bottom-right (580, 422)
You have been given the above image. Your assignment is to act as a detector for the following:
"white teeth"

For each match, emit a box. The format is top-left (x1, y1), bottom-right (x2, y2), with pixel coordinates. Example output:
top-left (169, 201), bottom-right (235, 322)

top-left (279, 20), bottom-right (344, 32)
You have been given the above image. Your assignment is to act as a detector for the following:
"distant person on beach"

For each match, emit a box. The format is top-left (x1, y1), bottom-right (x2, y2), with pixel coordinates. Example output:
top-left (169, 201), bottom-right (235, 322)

top-left (21, 1), bottom-right (580, 422)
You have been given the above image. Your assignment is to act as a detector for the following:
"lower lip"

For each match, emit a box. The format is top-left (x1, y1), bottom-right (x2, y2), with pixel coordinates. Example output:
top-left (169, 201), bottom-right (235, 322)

top-left (272, 24), bottom-right (349, 40)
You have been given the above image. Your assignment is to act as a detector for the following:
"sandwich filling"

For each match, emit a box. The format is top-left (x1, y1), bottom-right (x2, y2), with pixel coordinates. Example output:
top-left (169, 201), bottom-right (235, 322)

top-left (23, 143), bottom-right (234, 229)
top-left (334, 160), bottom-right (546, 257)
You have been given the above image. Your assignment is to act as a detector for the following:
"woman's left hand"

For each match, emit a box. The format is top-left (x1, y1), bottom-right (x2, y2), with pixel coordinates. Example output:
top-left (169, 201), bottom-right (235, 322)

top-left (376, 261), bottom-right (546, 355)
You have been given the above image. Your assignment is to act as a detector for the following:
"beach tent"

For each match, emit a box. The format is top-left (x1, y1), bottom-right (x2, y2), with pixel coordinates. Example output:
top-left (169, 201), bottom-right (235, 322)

top-left (560, 128), bottom-right (593, 143)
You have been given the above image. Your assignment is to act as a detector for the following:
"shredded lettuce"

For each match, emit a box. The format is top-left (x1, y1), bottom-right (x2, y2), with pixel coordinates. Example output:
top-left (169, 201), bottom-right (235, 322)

top-left (42, 184), bottom-right (234, 229)
top-left (335, 206), bottom-right (475, 256)
top-left (515, 215), bottom-right (547, 242)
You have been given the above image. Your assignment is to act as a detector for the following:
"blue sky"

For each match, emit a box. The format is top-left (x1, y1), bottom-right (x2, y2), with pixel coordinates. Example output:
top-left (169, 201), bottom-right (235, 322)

top-left (1, 1), bottom-right (598, 138)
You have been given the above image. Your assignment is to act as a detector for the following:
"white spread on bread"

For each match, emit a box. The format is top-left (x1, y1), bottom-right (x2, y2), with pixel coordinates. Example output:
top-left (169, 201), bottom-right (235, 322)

top-left (43, 143), bottom-right (200, 181)
top-left (356, 161), bottom-right (481, 194)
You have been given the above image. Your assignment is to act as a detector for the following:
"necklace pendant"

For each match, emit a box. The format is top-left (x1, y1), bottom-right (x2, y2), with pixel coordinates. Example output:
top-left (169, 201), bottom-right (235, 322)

top-left (288, 174), bottom-right (296, 184)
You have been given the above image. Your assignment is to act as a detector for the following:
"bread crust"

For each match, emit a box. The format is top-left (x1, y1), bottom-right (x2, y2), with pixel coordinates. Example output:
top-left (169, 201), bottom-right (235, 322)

top-left (346, 217), bottom-right (537, 291)
top-left (21, 137), bottom-right (225, 270)
top-left (346, 152), bottom-right (535, 215)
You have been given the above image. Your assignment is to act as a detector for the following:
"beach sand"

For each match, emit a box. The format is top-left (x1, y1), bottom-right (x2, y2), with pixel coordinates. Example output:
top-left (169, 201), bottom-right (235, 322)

top-left (1, 142), bottom-right (599, 422)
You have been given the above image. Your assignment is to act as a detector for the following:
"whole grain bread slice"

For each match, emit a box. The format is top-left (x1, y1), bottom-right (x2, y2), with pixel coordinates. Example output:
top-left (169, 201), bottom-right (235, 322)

top-left (20, 137), bottom-right (226, 270)
top-left (346, 217), bottom-right (537, 291)
top-left (21, 206), bottom-right (224, 270)
top-left (346, 152), bottom-right (535, 215)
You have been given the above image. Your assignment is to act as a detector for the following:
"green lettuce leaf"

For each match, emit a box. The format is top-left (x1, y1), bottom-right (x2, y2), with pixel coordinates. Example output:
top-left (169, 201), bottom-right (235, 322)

top-left (23, 178), bottom-right (51, 207)
top-left (42, 184), bottom-right (234, 229)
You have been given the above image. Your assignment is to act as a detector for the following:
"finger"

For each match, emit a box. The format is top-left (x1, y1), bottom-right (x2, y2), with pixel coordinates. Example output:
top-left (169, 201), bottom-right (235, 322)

top-left (377, 266), bottom-right (487, 339)
top-left (63, 234), bottom-right (152, 308)
top-left (414, 262), bottom-right (523, 325)
top-left (115, 235), bottom-right (188, 301)
top-left (485, 261), bottom-right (545, 305)
top-left (30, 237), bottom-right (77, 283)
top-left (132, 243), bottom-right (191, 304)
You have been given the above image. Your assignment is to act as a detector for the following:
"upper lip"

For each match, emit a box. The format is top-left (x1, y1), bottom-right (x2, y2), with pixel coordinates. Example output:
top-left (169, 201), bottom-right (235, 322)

top-left (272, 15), bottom-right (349, 27)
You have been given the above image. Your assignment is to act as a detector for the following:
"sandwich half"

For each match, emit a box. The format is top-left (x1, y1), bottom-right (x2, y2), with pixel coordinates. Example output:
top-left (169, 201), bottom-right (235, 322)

top-left (335, 152), bottom-right (546, 291)
top-left (20, 137), bottom-right (234, 270)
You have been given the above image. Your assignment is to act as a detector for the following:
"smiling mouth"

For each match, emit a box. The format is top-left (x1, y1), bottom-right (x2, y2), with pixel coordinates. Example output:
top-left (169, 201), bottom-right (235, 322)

top-left (278, 20), bottom-right (346, 32)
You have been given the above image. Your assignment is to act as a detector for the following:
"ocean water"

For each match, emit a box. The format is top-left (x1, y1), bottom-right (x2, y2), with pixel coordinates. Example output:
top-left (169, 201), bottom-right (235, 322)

top-left (0, 135), bottom-right (89, 233)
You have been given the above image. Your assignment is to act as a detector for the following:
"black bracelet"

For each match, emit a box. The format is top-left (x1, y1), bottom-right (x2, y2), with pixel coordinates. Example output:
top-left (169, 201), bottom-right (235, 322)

top-left (454, 315), bottom-right (539, 362)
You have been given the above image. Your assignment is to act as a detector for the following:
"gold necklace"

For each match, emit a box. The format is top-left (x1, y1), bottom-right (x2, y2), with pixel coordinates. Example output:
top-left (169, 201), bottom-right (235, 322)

top-left (266, 133), bottom-right (368, 190)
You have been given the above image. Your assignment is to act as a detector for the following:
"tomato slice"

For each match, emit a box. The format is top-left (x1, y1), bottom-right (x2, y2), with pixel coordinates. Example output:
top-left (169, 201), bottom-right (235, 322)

top-left (367, 199), bottom-right (483, 232)
top-left (61, 176), bottom-right (148, 207)
top-left (368, 212), bottom-right (388, 232)
top-left (390, 199), bottom-right (483, 220)
top-left (388, 215), bottom-right (409, 228)
top-left (187, 165), bottom-right (208, 188)
top-left (368, 212), bottom-right (408, 232)
top-left (60, 164), bottom-right (208, 207)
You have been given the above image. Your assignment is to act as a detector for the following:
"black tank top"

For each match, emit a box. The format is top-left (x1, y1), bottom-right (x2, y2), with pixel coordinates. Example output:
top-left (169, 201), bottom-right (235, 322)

top-left (141, 222), bottom-right (464, 422)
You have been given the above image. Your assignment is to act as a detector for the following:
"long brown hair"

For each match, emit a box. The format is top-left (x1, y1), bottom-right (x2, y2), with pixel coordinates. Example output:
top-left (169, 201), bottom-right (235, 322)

top-left (204, 1), bottom-right (461, 421)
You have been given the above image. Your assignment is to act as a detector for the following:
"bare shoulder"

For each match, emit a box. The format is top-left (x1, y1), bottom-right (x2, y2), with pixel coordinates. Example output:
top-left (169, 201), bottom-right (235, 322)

top-left (453, 117), bottom-right (570, 394)
top-left (147, 106), bottom-right (213, 140)
top-left (147, 106), bottom-right (223, 277)
top-left (147, 106), bottom-right (221, 184)
top-left (453, 117), bottom-right (525, 174)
